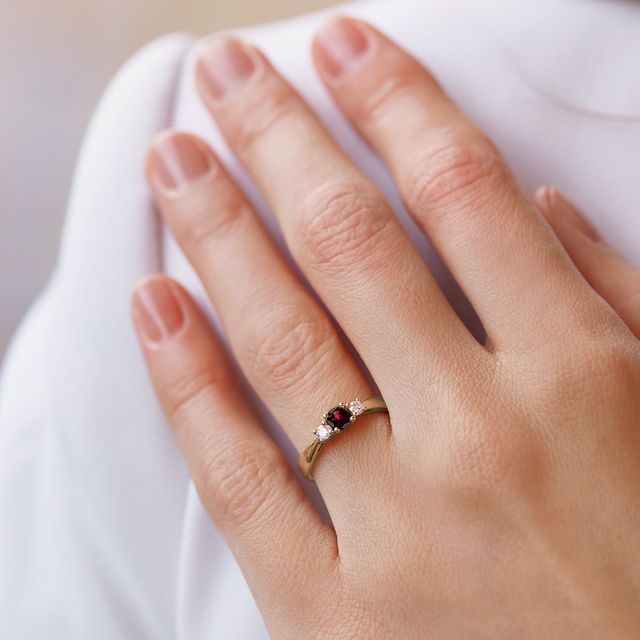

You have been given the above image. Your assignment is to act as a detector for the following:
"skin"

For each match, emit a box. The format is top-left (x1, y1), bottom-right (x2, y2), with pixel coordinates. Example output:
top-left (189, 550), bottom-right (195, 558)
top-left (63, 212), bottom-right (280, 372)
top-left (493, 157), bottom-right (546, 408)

top-left (130, 17), bottom-right (640, 639)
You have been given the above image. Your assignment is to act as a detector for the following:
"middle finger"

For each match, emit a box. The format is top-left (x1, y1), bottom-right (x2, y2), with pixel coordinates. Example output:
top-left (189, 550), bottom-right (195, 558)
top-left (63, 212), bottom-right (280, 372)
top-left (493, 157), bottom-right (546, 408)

top-left (194, 36), bottom-right (484, 396)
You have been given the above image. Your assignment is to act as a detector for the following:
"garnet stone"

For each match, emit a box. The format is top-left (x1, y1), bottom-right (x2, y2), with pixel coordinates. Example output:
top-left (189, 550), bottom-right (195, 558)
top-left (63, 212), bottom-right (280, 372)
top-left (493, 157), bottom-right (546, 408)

top-left (326, 405), bottom-right (353, 430)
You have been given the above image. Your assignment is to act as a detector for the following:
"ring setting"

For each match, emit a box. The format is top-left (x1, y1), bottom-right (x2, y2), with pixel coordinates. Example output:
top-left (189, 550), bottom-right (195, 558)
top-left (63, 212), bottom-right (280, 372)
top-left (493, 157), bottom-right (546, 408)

top-left (313, 399), bottom-right (366, 442)
top-left (298, 395), bottom-right (388, 481)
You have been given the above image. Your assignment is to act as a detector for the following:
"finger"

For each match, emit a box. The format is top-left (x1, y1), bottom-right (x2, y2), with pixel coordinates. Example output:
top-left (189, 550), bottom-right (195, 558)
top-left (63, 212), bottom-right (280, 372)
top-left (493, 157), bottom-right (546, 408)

top-left (536, 187), bottom-right (640, 338)
top-left (312, 17), bottom-right (589, 350)
top-left (193, 36), bottom-right (483, 395)
top-left (146, 131), bottom-right (391, 500)
top-left (131, 276), bottom-right (337, 614)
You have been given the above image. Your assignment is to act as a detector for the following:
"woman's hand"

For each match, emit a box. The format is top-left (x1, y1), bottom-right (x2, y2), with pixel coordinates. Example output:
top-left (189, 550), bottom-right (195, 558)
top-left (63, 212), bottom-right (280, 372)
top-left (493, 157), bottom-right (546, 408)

top-left (131, 17), bottom-right (640, 639)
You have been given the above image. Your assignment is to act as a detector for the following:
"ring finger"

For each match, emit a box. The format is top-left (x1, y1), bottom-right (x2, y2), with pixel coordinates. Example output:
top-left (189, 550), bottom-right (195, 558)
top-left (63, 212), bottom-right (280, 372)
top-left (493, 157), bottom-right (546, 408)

top-left (146, 130), bottom-right (390, 508)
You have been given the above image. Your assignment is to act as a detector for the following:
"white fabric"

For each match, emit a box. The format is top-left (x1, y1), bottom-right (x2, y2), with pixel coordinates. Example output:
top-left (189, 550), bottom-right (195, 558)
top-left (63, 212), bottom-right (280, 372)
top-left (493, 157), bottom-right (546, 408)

top-left (1, 0), bottom-right (639, 637)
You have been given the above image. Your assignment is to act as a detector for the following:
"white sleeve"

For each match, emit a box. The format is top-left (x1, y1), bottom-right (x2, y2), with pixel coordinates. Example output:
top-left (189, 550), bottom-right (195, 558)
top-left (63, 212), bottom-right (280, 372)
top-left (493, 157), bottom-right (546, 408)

top-left (0, 33), bottom-right (200, 640)
top-left (1, 0), bottom-right (639, 638)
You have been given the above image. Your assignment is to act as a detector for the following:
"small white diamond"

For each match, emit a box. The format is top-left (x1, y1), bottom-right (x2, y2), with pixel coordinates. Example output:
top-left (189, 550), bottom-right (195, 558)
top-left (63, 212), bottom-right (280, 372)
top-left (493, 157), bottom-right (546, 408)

top-left (314, 424), bottom-right (333, 441)
top-left (348, 399), bottom-right (365, 416)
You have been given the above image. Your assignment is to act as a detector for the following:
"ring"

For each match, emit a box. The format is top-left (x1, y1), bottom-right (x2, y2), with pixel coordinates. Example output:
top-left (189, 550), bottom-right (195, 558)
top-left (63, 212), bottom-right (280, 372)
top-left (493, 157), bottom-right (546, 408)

top-left (297, 395), bottom-right (388, 481)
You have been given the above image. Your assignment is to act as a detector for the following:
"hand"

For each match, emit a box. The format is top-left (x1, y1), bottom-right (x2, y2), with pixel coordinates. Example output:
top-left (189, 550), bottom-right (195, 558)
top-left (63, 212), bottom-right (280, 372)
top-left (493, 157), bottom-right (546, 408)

top-left (131, 17), bottom-right (640, 639)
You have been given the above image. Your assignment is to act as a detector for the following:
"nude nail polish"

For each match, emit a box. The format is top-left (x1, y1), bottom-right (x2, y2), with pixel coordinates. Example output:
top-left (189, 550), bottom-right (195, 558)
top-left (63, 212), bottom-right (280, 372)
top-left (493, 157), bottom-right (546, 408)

top-left (132, 278), bottom-right (185, 344)
top-left (196, 37), bottom-right (257, 101)
top-left (147, 132), bottom-right (215, 192)
top-left (315, 17), bottom-right (371, 77)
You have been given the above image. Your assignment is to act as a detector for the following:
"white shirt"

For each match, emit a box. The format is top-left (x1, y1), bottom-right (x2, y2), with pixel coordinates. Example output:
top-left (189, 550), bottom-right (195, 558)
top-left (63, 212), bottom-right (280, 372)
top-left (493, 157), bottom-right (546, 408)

top-left (1, 0), bottom-right (639, 637)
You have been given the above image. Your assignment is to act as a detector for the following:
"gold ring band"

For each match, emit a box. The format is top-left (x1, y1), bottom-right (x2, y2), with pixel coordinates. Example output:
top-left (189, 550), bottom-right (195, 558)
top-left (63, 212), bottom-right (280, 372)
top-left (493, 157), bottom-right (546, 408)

top-left (297, 395), bottom-right (388, 481)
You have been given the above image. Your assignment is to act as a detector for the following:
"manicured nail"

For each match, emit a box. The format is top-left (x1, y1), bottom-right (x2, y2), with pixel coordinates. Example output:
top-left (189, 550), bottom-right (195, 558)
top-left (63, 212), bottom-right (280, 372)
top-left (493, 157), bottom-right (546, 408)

top-left (536, 186), bottom-right (602, 242)
top-left (196, 37), bottom-right (257, 101)
top-left (315, 17), bottom-right (371, 77)
top-left (132, 277), bottom-right (185, 344)
top-left (147, 132), bottom-right (215, 192)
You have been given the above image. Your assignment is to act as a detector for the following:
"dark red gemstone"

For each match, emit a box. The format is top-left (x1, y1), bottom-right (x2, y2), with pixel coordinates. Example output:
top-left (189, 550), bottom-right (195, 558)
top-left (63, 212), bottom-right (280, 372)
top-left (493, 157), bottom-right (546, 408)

top-left (326, 406), bottom-right (353, 430)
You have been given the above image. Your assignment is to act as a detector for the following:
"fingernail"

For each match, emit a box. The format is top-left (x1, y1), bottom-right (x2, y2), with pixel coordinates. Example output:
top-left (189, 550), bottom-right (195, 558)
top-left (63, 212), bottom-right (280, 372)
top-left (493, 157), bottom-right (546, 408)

top-left (315, 17), bottom-right (371, 77)
top-left (196, 37), bottom-right (257, 101)
top-left (132, 278), bottom-right (185, 344)
top-left (147, 132), bottom-right (215, 192)
top-left (536, 186), bottom-right (602, 242)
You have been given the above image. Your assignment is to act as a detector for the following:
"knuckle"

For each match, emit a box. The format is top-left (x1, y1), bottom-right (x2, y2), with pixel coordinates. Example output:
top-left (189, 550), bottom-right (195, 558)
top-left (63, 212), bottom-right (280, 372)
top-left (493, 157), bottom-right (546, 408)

top-left (180, 196), bottom-right (246, 248)
top-left (232, 86), bottom-right (300, 152)
top-left (296, 182), bottom-right (391, 272)
top-left (404, 134), bottom-right (506, 216)
top-left (574, 338), bottom-right (640, 393)
top-left (245, 310), bottom-right (335, 395)
top-left (447, 412), bottom-right (542, 493)
top-left (164, 365), bottom-right (220, 425)
top-left (200, 438), bottom-right (287, 529)
top-left (544, 321), bottom-right (638, 395)
top-left (357, 71), bottom-right (416, 124)
top-left (528, 330), bottom-right (640, 431)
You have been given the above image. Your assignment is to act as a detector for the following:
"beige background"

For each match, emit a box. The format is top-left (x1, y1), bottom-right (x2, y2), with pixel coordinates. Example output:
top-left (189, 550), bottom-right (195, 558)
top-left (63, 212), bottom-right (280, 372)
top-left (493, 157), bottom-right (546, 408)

top-left (0, 0), bottom-right (338, 354)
